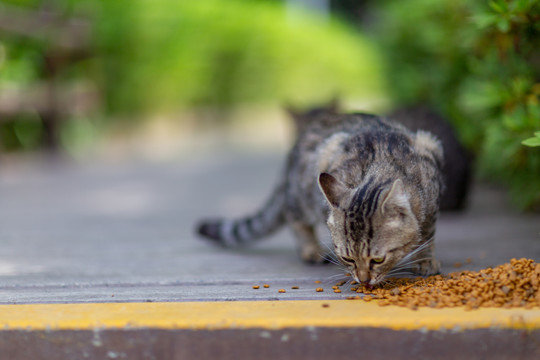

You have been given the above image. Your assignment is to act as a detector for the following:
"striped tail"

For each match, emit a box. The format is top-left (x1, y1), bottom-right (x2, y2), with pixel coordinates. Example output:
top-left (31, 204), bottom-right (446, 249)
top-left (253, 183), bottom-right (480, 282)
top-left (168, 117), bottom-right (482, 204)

top-left (196, 184), bottom-right (286, 247)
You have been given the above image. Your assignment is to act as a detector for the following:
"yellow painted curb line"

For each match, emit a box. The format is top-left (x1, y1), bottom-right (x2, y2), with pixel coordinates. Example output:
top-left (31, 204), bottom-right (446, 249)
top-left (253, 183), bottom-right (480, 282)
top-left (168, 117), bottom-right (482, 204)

top-left (1, 300), bottom-right (540, 331)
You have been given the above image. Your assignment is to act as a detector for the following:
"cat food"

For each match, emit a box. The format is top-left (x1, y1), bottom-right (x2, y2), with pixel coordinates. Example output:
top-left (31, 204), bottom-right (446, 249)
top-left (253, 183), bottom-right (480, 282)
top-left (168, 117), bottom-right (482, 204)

top-left (263, 284), bottom-right (270, 288)
top-left (334, 289), bottom-right (342, 293)
top-left (316, 287), bottom-right (324, 292)
top-left (351, 258), bottom-right (540, 310)
top-left (278, 289), bottom-right (286, 293)
top-left (291, 286), bottom-right (299, 289)
top-left (252, 285), bottom-right (260, 289)
top-left (314, 280), bottom-right (321, 284)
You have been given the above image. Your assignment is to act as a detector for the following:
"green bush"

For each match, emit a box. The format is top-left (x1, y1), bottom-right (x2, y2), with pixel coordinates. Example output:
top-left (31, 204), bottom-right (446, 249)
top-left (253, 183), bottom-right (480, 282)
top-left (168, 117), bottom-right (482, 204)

top-left (0, 0), bottom-right (385, 151)
top-left (95, 0), bottom-right (385, 114)
top-left (370, 0), bottom-right (540, 210)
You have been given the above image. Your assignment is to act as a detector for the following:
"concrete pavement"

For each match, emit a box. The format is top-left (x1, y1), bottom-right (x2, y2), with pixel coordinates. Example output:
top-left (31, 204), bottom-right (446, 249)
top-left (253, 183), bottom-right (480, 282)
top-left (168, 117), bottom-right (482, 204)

top-left (0, 150), bottom-right (538, 303)
top-left (1, 150), bottom-right (540, 358)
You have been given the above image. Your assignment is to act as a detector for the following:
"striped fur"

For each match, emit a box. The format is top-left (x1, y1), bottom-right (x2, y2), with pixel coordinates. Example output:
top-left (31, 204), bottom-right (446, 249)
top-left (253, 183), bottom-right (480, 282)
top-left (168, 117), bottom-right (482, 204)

top-left (197, 111), bottom-right (444, 284)
top-left (197, 183), bottom-right (286, 247)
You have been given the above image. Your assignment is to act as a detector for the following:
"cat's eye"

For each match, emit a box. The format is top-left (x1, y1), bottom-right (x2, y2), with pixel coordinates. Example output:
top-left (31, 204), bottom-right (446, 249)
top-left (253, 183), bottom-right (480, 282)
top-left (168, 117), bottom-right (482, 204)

top-left (371, 257), bottom-right (385, 264)
top-left (341, 256), bottom-right (355, 265)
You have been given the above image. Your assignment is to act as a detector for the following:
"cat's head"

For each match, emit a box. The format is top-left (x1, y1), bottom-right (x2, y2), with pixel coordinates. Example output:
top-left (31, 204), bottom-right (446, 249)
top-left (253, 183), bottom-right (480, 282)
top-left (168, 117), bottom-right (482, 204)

top-left (285, 98), bottom-right (339, 133)
top-left (318, 173), bottom-right (420, 286)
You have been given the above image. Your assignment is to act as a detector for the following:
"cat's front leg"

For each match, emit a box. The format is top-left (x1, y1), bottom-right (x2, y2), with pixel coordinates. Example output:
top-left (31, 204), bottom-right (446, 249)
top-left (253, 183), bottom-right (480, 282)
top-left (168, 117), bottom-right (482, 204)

top-left (414, 257), bottom-right (441, 276)
top-left (412, 242), bottom-right (440, 276)
top-left (289, 222), bottom-right (327, 265)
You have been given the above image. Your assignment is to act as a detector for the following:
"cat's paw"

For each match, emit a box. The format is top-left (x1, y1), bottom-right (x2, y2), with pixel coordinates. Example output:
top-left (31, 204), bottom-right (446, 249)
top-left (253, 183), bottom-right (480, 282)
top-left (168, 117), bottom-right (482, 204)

top-left (413, 258), bottom-right (441, 276)
top-left (299, 245), bottom-right (329, 265)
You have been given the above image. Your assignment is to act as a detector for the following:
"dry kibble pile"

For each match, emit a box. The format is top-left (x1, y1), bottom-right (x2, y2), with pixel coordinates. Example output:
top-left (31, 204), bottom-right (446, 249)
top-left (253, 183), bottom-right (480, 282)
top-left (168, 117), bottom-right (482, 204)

top-left (347, 258), bottom-right (540, 310)
top-left (253, 258), bottom-right (540, 311)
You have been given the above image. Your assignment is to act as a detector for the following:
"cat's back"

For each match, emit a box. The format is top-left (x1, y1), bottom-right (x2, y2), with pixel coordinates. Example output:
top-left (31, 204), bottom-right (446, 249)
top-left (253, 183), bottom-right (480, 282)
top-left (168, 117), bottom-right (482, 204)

top-left (290, 112), bottom-right (398, 156)
top-left (292, 112), bottom-right (413, 171)
top-left (284, 111), bottom-right (443, 227)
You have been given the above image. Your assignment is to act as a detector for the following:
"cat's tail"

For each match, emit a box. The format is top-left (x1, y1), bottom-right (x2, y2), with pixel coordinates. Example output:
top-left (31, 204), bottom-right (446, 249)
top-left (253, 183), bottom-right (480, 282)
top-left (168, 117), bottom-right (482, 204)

top-left (196, 183), bottom-right (286, 247)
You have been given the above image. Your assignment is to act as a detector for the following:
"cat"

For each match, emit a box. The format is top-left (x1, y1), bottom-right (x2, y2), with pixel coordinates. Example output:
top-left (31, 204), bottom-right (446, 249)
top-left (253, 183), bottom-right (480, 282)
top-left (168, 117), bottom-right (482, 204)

top-left (288, 101), bottom-right (471, 211)
top-left (197, 110), bottom-right (444, 286)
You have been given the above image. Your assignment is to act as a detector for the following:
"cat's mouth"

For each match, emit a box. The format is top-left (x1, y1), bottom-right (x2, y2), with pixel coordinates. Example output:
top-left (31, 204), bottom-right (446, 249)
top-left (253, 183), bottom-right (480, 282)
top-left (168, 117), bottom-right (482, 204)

top-left (352, 271), bottom-right (379, 288)
top-left (362, 281), bottom-right (375, 289)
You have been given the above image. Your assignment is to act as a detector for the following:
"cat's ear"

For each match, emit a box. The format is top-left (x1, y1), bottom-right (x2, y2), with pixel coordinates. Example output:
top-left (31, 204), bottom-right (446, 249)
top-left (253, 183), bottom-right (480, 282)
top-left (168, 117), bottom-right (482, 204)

top-left (382, 179), bottom-right (410, 215)
top-left (284, 102), bottom-right (300, 119)
top-left (326, 96), bottom-right (340, 113)
top-left (318, 173), bottom-right (349, 208)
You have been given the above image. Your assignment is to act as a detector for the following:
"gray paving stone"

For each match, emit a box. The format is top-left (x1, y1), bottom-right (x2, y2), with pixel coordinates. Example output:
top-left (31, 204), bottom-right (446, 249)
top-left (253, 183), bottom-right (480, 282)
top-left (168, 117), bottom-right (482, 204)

top-left (0, 151), bottom-right (538, 303)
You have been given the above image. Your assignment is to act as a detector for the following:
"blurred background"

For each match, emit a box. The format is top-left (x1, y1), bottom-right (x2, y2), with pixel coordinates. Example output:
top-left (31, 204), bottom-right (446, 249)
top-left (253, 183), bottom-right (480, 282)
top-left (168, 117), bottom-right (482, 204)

top-left (0, 0), bottom-right (539, 210)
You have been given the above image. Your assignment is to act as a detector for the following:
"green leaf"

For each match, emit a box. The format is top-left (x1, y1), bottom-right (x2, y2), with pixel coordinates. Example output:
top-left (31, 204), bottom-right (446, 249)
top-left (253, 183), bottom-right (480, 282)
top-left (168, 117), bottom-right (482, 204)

top-left (473, 13), bottom-right (498, 28)
top-left (514, 0), bottom-right (534, 12)
top-left (522, 136), bottom-right (540, 147)
top-left (489, 0), bottom-right (507, 13)
top-left (497, 18), bottom-right (511, 32)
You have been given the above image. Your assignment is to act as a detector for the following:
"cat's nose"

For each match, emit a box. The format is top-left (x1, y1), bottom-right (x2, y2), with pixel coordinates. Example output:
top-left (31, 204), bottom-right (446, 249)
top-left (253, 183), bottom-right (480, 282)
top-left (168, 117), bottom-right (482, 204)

top-left (357, 270), bottom-right (370, 283)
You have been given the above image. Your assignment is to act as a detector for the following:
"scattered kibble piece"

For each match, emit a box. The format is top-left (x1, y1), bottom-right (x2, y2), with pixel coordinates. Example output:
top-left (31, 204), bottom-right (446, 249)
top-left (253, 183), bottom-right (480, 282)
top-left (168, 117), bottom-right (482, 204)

top-left (322, 303), bottom-right (330, 308)
top-left (291, 286), bottom-right (299, 290)
top-left (454, 262), bottom-right (462, 268)
top-left (336, 281), bottom-right (347, 286)
top-left (334, 289), bottom-right (342, 293)
top-left (465, 258), bottom-right (472, 264)
top-left (278, 289), bottom-right (286, 293)
top-left (316, 287), bottom-right (324, 292)
top-left (252, 285), bottom-right (260, 289)
top-left (314, 280), bottom-right (321, 284)
top-left (263, 284), bottom-right (270, 288)
top-left (363, 295), bottom-right (373, 302)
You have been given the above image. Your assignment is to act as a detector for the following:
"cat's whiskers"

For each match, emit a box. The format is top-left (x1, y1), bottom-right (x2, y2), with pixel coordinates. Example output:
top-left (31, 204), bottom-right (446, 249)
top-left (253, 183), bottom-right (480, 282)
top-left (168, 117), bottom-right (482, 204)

top-left (321, 277), bottom-right (348, 288)
top-left (384, 271), bottom-right (415, 278)
top-left (379, 278), bottom-right (396, 288)
top-left (319, 241), bottom-right (339, 260)
top-left (394, 239), bottom-right (434, 269)
top-left (388, 257), bottom-right (432, 275)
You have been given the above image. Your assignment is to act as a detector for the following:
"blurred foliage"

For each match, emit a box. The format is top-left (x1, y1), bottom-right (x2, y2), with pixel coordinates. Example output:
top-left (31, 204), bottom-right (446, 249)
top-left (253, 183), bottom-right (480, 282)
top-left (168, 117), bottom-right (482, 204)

top-left (0, 0), bottom-right (385, 152)
top-left (369, 0), bottom-right (540, 210)
top-left (522, 131), bottom-right (540, 146)
top-left (95, 0), bottom-right (384, 114)
top-left (2, 0), bottom-right (540, 210)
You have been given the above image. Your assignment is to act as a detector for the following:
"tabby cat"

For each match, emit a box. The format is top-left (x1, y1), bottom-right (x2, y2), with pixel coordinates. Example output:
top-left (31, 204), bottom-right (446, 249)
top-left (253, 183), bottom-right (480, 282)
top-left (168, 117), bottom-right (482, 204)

top-left (197, 111), bottom-right (444, 286)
